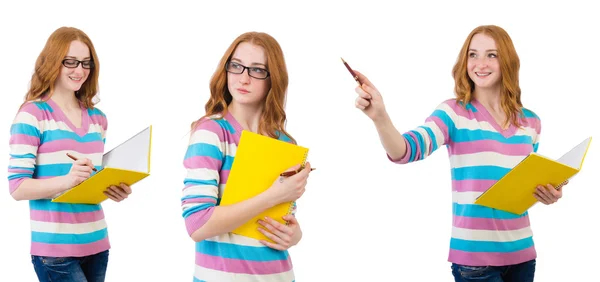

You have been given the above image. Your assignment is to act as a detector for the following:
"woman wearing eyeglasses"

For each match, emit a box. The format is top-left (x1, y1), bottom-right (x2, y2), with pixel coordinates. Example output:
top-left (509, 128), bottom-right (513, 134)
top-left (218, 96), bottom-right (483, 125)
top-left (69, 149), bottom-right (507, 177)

top-left (7, 26), bottom-right (132, 282)
top-left (181, 32), bottom-right (311, 281)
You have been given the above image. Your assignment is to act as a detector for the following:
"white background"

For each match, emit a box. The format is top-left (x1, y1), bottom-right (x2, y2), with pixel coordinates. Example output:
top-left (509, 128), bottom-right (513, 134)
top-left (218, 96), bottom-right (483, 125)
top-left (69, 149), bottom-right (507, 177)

top-left (1, 1), bottom-right (598, 281)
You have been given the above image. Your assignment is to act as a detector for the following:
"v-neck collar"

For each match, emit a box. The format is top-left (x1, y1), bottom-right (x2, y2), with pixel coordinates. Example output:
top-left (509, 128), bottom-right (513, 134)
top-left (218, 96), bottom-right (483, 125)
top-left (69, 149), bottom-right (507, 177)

top-left (470, 98), bottom-right (518, 139)
top-left (224, 111), bottom-right (253, 137)
top-left (47, 98), bottom-right (90, 137)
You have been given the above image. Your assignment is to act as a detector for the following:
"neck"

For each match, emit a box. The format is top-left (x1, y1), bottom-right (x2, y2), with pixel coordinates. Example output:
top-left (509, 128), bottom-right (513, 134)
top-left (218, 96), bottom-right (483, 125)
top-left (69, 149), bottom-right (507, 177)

top-left (51, 87), bottom-right (80, 110)
top-left (473, 86), bottom-right (502, 113)
top-left (228, 102), bottom-right (263, 133)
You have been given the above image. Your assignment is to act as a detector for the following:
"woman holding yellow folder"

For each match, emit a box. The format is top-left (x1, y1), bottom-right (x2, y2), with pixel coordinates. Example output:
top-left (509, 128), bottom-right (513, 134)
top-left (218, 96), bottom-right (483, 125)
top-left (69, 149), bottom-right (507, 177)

top-left (7, 26), bottom-right (132, 282)
top-left (181, 32), bottom-right (311, 281)
top-left (352, 25), bottom-right (565, 282)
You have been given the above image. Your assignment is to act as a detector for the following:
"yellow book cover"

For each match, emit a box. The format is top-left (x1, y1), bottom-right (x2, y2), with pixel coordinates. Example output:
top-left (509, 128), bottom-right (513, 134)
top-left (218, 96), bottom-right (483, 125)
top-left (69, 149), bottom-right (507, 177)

top-left (52, 126), bottom-right (153, 205)
top-left (474, 136), bottom-right (592, 215)
top-left (220, 130), bottom-right (309, 241)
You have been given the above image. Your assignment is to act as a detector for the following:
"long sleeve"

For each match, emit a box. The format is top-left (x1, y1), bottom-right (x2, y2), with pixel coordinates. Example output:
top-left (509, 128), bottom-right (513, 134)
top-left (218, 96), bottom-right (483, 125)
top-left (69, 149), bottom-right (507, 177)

top-left (8, 103), bottom-right (42, 194)
top-left (181, 119), bottom-right (224, 237)
top-left (390, 100), bottom-right (456, 164)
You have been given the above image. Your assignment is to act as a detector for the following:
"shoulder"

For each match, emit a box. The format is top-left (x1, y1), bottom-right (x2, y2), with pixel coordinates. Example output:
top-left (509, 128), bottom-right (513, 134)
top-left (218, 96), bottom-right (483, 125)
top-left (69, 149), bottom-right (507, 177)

top-left (14, 100), bottom-right (50, 123)
top-left (87, 106), bottom-right (108, 128)
top-left (521, 107), bottom-right (540, 120)
top-left (87, 106), bottom-right (107, 118)
top-left (428, 98), bottom-right (463, 119)
top-left (520, 107), bottom-right (541, 130)
top-left (189, 114), bottom-right (233, 146)
top-left (193, 114), bottom-right (235, 135)
top-left (276, 131), bottom-right (295, 145)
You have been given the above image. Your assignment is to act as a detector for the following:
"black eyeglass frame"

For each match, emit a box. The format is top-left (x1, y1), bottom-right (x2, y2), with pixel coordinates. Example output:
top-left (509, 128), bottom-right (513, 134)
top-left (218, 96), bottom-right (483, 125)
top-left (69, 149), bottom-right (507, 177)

top-left (225, 61), bottom-right (270, 80)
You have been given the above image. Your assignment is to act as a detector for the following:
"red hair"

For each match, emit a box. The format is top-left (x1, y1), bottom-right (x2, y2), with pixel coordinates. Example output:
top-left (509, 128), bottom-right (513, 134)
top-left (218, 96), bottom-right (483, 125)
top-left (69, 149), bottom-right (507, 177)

top-left (24, 26), bottom-right (100, 109)
top-left (194, 32), bottom-right (295, 143)
top-left (452, 25), bottom-right (523, 127)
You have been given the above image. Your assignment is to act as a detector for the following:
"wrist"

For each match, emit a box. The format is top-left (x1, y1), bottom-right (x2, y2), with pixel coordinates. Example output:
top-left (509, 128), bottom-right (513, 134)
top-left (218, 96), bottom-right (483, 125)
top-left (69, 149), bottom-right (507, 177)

top-left (54, 175), bottom-right (70, 191)
top-left (260, 188), bottom-right (281, 208)
top-left (373, 112), bottom-right (392, 128)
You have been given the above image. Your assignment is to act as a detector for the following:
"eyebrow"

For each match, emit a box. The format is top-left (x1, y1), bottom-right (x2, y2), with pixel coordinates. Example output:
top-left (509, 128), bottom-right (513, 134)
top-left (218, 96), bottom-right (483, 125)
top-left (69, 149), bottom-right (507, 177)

top-left (64, 56), bottom-right (92, 60)
top-left (231, 58), bottom-right (266, 68)
top-left (468, 49), bottom-right (498, 52)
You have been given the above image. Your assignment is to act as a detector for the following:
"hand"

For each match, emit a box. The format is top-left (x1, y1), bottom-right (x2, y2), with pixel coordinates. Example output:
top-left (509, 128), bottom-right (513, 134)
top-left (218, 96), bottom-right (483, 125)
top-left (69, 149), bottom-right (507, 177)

top-left (258, 215), bottom-right (302, 250)
top-left (62, 158), bottom-right (94, 189)
top-left (534, 180), bottom-right (568, 205)
top-left (104, 183), bottom-right (132, 202)
top-left (267, 162), bottom-right (311, 204)
top-left (354, 70), bottom-right (388, 123)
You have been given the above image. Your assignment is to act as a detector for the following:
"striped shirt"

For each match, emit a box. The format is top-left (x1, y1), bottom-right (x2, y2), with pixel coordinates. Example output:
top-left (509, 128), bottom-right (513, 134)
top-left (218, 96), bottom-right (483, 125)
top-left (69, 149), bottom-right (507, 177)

top-left (392, 98), bottom-right (541, 266)
top-left (182, 112), bottom-right (295, 282)
top-left (7, 99), bottom-right (110, 257)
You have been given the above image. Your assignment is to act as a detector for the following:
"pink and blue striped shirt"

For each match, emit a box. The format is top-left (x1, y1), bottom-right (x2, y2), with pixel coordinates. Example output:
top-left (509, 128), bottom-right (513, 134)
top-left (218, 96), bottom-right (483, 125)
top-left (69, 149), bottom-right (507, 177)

top-left (8, 99), bottom-right (110, 257)
top-left (182, 112), bottom-right (296, 282)
top-left (392, 98), bottom-right (541, 266)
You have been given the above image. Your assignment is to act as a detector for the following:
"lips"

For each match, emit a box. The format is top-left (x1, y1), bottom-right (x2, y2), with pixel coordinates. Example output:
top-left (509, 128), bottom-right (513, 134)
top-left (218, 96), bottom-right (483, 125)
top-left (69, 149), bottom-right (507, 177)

top-left (475, 72), bottom-right (491, 77)
top-left (237, 88), bottom-right (249, 94)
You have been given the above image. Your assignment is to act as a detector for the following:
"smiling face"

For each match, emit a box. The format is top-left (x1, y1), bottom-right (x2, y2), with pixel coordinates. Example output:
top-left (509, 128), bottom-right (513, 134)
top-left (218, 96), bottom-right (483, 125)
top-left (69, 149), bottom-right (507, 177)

top-left (467, 33), bottom-right (502, 91)
top-left (227, 42), bottom-right (271, 108)
top-left (54, 40), bottom-right (92, 94)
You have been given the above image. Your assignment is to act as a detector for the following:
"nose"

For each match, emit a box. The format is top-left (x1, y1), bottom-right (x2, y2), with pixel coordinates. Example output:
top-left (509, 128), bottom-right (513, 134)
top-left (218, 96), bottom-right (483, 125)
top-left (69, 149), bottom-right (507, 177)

top-left (239, 68), bottom-right (251, 84)
top-left (73, 63), bottom-right (86, 74)
top-left (474, 57), bottom-right (489, 68)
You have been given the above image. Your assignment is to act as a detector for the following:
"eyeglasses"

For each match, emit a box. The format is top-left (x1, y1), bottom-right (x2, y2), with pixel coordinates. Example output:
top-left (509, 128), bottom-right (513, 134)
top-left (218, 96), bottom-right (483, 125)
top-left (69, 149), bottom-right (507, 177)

top-left (225, 61), bottom-right (270, 79)
top-left (62, 59), bottom-right (94, 69)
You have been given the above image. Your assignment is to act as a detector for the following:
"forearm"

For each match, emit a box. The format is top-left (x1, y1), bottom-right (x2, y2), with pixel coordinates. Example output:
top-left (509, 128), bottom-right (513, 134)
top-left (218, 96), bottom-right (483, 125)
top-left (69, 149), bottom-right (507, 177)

top-left (11, 176), bottom-right (68, 201)
top-left (191, 190), bottom-right (278, 242)
top-left (373, 114), bottom-right (408, 160)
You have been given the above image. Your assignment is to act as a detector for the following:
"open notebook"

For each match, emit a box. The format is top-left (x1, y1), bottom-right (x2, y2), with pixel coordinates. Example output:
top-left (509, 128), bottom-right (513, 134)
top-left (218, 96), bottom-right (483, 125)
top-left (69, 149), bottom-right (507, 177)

top-left (474, 136), bottom-right (592, 215)
top-left (219, 130), bottom-right (310, 242)
top-left (52, 126), bottom-right (153, 205)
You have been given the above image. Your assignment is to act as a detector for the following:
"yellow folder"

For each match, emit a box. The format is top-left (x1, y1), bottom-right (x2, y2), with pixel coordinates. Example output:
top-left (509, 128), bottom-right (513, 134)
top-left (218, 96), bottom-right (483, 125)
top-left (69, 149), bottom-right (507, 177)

top-left (220, 130), bottom-right (310, 242)
top-left (474, 136), bottom-right (592, 215)
top-left (52, 126), bottom-right (153, 205)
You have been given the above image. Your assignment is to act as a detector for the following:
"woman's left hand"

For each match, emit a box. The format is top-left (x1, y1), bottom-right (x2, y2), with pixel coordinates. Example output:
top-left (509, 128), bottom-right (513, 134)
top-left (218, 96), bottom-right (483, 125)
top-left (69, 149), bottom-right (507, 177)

top-left (104, 183), bottom-right (132, 202)
top-left (257, 215), bottom-right (302, 251)
top-left (534, 180), bottom-right (568, 205)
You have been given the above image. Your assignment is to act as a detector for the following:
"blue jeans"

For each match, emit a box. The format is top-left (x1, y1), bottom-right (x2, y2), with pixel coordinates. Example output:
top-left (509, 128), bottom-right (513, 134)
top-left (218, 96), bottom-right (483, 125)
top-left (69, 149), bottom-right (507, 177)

top-left (451, 259), bottom-right (536, 282)
top-left (31, 250), bottom-right (109, 282)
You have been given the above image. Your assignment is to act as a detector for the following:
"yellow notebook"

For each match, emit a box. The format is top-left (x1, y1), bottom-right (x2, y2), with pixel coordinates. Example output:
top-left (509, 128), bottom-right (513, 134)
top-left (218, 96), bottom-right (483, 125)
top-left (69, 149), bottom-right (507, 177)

top-left (220, 130), bottom-right (309, 241)
top-left (474, 136), bottom-right (592, 215)
top-left (52, 126), bottom-right (153, 205)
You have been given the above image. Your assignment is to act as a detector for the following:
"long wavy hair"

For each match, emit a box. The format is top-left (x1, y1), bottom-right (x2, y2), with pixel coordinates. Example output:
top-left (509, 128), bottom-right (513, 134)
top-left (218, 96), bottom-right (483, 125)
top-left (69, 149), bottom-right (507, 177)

top-left (452, 25), bottom-right (523, 127)
top-left (23, 26), bottom-right (100, 108)
top-left (194, 32), bottom-right (295, 143)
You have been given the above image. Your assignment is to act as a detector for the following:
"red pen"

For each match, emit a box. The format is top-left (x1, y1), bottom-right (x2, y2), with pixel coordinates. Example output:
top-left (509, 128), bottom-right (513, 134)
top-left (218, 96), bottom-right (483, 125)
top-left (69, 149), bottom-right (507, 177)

top-left (341, 57), bottom-right (362, 85)
top-left (66, 153), bottom-right (97, 172)
top-left (280, 167), bottom-right (316, 177)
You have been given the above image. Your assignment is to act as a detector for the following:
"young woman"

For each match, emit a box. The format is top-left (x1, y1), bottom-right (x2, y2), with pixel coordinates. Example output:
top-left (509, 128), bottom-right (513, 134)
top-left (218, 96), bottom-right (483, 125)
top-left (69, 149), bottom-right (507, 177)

top-left (8, 26), bottom-right (132, 282)
top-left (181, 32), bottom-right (311, 282)
top-left (353, 25), bottom-right (565, 282)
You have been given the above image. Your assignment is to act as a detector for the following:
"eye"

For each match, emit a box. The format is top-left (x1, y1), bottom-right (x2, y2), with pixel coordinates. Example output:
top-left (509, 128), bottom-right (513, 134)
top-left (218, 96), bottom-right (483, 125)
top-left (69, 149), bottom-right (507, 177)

top-left (488, 53), bottom-right (497, 58)
top-left (82, 60), bottom-right (92, 67)
top-left (250, 68), bottom-right (265, 74)
top-left (230, 62), bottom-right (243, 69)
top-left (63, 59), bottom-right (78, 67)
top-left (468, 52), bottom-right (477, 58)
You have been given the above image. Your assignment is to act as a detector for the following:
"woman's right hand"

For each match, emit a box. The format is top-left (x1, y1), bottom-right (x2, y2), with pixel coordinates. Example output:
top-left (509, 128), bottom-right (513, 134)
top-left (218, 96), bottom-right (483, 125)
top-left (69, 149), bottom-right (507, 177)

top-left (267, 162), bottom-right (312, 204)
top-left (61, 158), bottom-right (94, 189)
top-left (354, 70), bottom-right (389, 123)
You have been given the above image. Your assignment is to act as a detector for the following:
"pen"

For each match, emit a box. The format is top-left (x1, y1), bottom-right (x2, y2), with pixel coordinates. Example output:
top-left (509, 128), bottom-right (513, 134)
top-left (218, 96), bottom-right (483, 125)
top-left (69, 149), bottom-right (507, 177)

top-left (341, 57), bottom-right (362, 85)
top-left (66, 153), bottom-right (98, 172)
top-left (280, 167), bottom-right (316, 177)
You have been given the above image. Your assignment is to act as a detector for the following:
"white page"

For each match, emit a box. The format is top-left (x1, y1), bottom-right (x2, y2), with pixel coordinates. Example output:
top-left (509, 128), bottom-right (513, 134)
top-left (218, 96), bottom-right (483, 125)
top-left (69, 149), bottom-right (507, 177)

top-left (102, 126), bottom-right (152, 172)
top-left (556, 137), bottom-right (592, 169)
